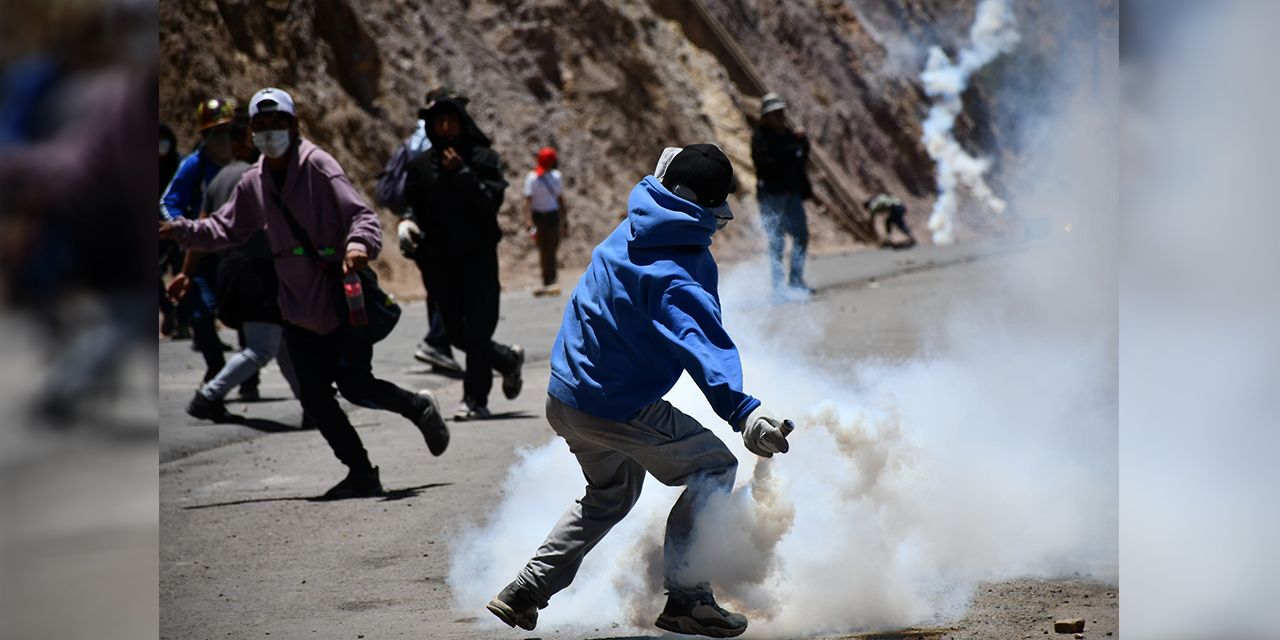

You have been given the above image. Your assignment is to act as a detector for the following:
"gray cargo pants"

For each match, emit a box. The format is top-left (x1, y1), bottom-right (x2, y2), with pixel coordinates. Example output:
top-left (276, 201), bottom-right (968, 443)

top-left (515, 394), bottom-right (739, 606)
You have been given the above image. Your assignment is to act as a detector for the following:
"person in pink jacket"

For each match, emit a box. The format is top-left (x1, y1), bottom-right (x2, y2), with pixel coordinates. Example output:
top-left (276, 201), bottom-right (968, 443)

top-left (161, 88), bottom-right (449, 499)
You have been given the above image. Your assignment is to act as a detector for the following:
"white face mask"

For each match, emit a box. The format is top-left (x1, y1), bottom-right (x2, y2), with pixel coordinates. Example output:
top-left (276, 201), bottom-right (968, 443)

top-left (159, 139), bottom-right (172, 157)
top-left (253, 130), bottom-right (292, 159)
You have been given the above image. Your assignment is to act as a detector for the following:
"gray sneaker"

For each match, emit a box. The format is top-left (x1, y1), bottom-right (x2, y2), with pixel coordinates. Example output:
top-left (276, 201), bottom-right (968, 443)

top-left (486, 580), bottom-right (541, 631)
top-left (453, 398), bottom-right (492, 421)
top-left (654, 584), bottom-right (747, 638)
top-left (414, 390), bottom-right (450, 456)
top-left (414, 343), bottom-right (463, 372)
top-left (502, 344), bottom-right (524, 400)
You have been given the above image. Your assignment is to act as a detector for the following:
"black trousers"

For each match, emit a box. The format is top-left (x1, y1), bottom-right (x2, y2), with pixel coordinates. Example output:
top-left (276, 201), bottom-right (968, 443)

top-left (284, 322), bottom-right (428, 472)
top-left (886, 211), bottom-right (915, 242)
top-left (419, 250), bottom-right (519, 406)
top-left (532, 209), bottom-right (561, 286)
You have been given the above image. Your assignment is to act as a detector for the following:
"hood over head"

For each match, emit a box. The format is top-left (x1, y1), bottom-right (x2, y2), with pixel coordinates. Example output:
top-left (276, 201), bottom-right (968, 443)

top-left (420, 96), bottom-right (491, 149)
top-left (627, 175), bottom-right (728, 250)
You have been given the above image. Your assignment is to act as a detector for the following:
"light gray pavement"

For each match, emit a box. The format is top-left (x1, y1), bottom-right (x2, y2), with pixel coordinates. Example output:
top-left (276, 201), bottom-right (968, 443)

top-left (160, 238), bottom-right (1119, 640)
top-left (158, 239), bottom-right (1020, 464)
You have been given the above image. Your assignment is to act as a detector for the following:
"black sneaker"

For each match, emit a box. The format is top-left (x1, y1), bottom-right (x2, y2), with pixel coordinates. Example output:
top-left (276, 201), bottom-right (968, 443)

top-left (237, 386), bottom-right (261, 402)
top-left (414, 343), bottom-right (463, 372)
top-left (415, 390), bottom-right (450, 456)
top-left (186, 392), bottom-right (239, 423)
top-left (322, 466), bottom-right (383, 500)
top-left (654, 584), bottom-right (748, 638)
top-left (486, 580), bottom-right (541, 631)
top-left (502, 344), bottom-right (524, 400)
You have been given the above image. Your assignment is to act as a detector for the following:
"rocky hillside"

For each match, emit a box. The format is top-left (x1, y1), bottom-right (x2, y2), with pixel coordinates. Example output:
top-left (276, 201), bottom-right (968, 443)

top-left (160, 0), bottom-right (1112, 295)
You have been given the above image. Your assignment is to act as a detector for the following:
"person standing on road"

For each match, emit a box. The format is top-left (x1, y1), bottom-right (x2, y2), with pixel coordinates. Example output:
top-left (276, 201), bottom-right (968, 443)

top-left (160, 87), bottom-right (450, 500)
top-left (524, 146), bottom-right (568, 295)
top-left (160, 97), bottom-right (237, 380)
top-left (865, 192), bottom-right (916, 248)
top-left (487, 144), bottom-right (796, 638)
top-left (402, 87), bottom-right (524, 421)
top-left (376, 109), bottom-right (461, 374)
top-left (751, 92), bottom-right (815, 297)
top-left (167, 110), bottom-right (305, 424)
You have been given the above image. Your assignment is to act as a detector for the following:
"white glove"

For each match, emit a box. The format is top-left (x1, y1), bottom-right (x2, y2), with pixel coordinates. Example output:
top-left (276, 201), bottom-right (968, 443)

top-left (739, 406), bottom-right (795, 458)
top-left (397, 218), bottom-right (422, 257)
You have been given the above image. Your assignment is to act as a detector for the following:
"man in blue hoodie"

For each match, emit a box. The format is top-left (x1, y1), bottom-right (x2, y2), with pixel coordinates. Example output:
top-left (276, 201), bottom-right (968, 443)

top-left (486, 145), bottom-right (795, 638)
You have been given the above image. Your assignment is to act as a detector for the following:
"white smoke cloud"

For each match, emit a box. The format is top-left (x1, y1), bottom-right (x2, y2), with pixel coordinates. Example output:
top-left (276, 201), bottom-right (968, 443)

top-left (919, 0), bottom-right (1018, 244)
top-left (446, 3), bottom-right (1121, 636)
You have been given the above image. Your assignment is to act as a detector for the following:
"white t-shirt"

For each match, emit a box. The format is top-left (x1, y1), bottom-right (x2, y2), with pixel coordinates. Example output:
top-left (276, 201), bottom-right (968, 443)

top-left (524, 169), bottom-right (564, 213)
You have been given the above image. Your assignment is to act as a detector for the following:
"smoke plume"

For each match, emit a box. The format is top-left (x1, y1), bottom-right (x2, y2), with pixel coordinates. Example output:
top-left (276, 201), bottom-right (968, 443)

top-left (446, 4), bottom-right (1118, 636)
top-left (919, 0), bottom-right (1019, 244)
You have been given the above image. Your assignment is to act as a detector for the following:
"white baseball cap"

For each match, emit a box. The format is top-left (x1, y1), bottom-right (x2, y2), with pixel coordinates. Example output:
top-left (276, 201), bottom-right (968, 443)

top-left (249, 87), bottom-right (296, 118)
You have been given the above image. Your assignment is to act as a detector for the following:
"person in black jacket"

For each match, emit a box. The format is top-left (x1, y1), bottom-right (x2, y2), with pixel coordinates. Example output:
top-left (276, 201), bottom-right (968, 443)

top-left (402, 88), bottom-right (524, 420)
top-left (751, 92), bottom-right (814, 296)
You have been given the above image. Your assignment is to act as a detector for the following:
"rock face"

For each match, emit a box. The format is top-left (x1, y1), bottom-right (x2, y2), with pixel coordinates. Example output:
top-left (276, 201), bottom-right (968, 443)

top-left (160, 0), bottom-right (1113, 294)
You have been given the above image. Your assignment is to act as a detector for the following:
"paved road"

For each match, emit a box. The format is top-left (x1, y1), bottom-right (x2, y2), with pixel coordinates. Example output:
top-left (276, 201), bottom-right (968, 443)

top-left (158, 240), bottom-right (1009, 464)
top-left (159, 238), bottom-right (1119, 640)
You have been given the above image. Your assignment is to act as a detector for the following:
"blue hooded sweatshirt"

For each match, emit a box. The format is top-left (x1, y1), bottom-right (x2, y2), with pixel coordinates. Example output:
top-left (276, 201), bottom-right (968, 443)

top-left (547, 175), bottom-right (760, 430)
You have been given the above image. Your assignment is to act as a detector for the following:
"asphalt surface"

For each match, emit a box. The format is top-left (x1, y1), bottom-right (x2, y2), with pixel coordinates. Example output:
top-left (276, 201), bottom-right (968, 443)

top-left (158, 238), bottom-right (1119, 640)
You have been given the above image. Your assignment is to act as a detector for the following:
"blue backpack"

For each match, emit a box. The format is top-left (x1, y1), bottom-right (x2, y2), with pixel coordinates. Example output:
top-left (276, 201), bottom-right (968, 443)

top-left (374, 141), bottom-right (413, 211)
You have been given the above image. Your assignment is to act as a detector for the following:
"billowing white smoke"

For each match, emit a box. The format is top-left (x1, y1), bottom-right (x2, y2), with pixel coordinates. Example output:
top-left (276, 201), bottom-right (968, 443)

top-left (446, 5), bottom-right (1119, 635)
top-left (919, 0), bottom-right (1019, 244)
top-left (448, 257), bottom-right (1116, 636)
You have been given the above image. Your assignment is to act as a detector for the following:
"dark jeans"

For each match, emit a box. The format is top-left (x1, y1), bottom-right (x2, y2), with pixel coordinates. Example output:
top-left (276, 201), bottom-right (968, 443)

top-left (178, 268), bottom-right (224, 381)
top-left (885, 211), bottom-right (915, 243)
top-left (758, 190), bottom-right (809, 288)
top-left (422, 295), bottom-right (452, 355)
top-left (532, 209), bottom-right (561, 286)
top-left (420, 251), bottom-right (520, 406)
top-left (283, 322), bottom-right (429, 472)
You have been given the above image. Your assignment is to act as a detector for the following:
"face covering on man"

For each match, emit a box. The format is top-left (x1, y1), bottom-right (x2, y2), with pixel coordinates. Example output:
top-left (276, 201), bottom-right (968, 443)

top-left (253, 130), bottom-right (292, 159)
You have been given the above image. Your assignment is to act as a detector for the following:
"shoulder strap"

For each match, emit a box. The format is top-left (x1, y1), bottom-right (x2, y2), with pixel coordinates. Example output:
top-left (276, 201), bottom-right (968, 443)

top-left (269, 191), bottom-right (333, 277)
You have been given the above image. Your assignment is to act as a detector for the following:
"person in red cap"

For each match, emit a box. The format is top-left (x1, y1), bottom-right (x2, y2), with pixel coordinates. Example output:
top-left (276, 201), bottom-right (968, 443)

top-left (523, 146), bottom-right (569, 294)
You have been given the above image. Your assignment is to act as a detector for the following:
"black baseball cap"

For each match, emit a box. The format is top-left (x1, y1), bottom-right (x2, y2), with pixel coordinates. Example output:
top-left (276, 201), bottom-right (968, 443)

top-left (661, 144), bottom-right (736, 208)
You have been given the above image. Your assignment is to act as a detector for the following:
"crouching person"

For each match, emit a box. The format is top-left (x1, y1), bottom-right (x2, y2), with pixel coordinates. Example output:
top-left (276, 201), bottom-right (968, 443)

top-left (487, 145), bottom-right (795, 637)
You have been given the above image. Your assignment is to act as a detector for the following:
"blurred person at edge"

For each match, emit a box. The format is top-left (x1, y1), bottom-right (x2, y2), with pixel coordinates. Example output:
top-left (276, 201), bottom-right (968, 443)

top-left (160, 88), bottom-right (451, 500)
top-left (0, 64), bottom-right (158, 424)
top-left (167, 110), bottom-right (306, 426)
top-left (524, 146), bottom-right (569, 295)
top-left (401, 86), bottom-right (525, 421)
top-left (373, 106), bottom-right (460, 374)
top-left (160, 97), bottom-right (237, 382)
top-left (751, 92), bottom-right (815, 298)
top-left (159, 122), bottom-right (183, 336)
top-left (486, 145), bottom-right (795, 638)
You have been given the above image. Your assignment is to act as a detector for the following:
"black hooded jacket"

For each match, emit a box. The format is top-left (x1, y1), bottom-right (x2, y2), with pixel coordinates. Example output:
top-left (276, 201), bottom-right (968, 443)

top-left (403, 99), bottom-right (507, 260)
top-left (751, 124), bottom-right (813, 199)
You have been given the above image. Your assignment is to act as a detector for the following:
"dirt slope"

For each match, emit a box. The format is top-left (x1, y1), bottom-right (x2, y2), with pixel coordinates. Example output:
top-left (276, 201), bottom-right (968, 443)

top-left (160, 0), bottom-right (1112, 295)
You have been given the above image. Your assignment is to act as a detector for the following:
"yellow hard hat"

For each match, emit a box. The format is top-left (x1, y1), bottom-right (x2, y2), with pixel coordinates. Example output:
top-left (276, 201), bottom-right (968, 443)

top-left (197, 97), bottom-right (237, 131)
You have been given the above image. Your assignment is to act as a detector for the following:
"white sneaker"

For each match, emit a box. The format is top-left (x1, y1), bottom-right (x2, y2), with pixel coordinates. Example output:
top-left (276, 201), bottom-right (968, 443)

top-left (453, 399), bottom-right (491, 421)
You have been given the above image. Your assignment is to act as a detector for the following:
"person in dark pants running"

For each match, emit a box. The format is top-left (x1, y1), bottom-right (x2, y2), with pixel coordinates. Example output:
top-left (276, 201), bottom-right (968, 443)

top-left (161, 97), bottom-right (238, 380)
top-left (161, 87), bottom-right (449, 499)
top-left (403, 87), bottom-right (524, 421)
top-left (377, 111), bottom-right (461, 373)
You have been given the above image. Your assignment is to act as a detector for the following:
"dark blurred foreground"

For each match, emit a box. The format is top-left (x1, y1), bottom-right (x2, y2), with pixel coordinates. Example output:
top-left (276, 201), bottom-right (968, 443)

top-left (0, 0), bottom-right (158, 638)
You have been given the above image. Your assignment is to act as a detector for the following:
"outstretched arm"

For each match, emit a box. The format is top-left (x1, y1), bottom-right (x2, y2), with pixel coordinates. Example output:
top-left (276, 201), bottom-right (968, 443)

top-left (651, 283), bottom-right (761, 428)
